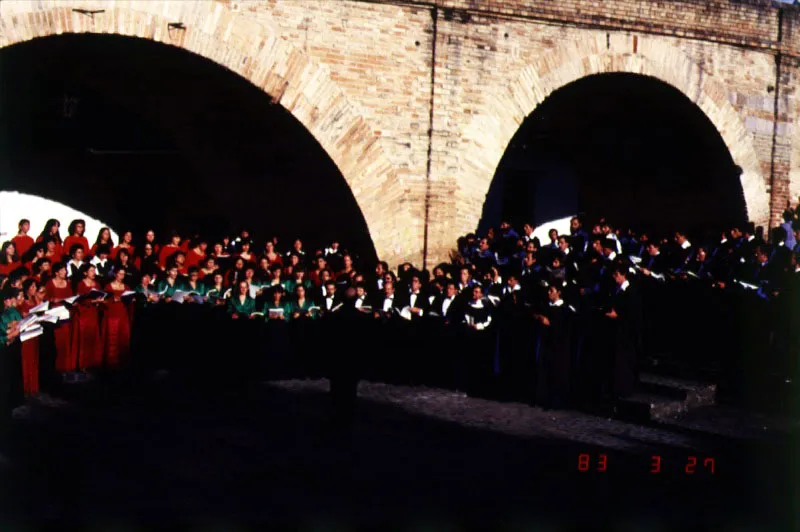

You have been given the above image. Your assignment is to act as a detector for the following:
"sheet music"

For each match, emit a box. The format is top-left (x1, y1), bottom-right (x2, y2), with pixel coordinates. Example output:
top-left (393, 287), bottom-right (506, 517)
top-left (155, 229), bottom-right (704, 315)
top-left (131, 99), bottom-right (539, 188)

top-left (18, 314), bottom-right (39, 332)
top-left (38, 314), bottom-right (59, 324)
top-left (20, 326), bottom-right (43, 342)
top-left (399, 306), bottom-right (413, 320)
top-left (121, 291), bottom-right (136, 298)
top-left (268, 308), bottom-right (284, 319)
top-left (30, 301), bottom-right (49, 313)
top-left (44, 306), bottom-right (71, 321)
top-left (171, 291), bottom-right (189, 303)
top-left (248, 285), bottom-right (260, 299)
top-left (63, 295), bottom-right (80, 305)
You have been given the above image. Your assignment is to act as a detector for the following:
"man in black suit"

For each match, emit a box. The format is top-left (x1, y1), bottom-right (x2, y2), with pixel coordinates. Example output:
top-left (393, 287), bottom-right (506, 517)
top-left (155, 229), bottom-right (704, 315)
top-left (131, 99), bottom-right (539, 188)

top-left (399, 273), bottom-right (430, 320)
top-left (319, 280), bottom-right (340, 314)
top-left (604, 266), bottom-right (643, 403)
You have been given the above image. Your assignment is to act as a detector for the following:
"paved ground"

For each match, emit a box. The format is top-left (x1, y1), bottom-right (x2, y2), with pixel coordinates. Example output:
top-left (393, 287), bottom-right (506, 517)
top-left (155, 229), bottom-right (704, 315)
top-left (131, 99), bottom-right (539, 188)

top-left (1, 374), bottom-right (797, 528)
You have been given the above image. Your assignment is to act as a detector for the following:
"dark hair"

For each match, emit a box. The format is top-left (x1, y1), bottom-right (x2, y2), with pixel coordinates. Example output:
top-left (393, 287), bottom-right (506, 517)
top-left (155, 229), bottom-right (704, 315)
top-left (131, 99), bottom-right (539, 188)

top-left (21, 278), bottom-right (37, 297)
top-left (69, 244), bottom-right (84, 258)
top-left (78, 263), bottom-right (94, 277)
top-left (93, 227), bottom-right (114, 249)
top-left (67, 219), bottom-right (86, 236)
top-left (52, 261), bottom-right (67, 275)
top-left (96, 244), bottom-right (112, 256)
top-left (39, 219), bottom-right (62, 244)
top-left (611, 266), bottom-right (628, 278)
top-left (18, 219), bottom-right (30, 229)
top-left (187, 266), bottom-right (200, 275)
top-left (0, 241), bottom-right (18, 265)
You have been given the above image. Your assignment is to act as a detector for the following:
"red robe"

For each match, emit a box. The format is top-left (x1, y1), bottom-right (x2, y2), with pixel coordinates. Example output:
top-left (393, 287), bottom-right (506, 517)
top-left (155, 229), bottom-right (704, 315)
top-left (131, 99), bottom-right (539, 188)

top-left (17, 300), bottom-right (40, 396)
top-left (45, 279), bottom-right (74, 373)
top-left (71, 281), bottom-right (103, 370)
top-left (37, 236), bottom-right (63, 262)
top-left (184, 249), bottom-right (206, 270)
top-left (159, 244), bottom-right (181, 269)
top-left (101, 284), bottom-right (131, 369)
top-left (0, 260), bottom-right (20, 276)
top-left (111, 244), bottom-right (135, 260)
top-left (63, 235), bottom-right (90, 258)
top-left (12, 235), bottom-right (34, 259)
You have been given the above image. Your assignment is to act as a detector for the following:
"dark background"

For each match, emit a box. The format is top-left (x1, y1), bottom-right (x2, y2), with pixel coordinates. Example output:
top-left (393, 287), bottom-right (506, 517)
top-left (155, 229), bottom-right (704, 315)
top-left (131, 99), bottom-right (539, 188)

top-left (0, 34), bottom-right (377, 261)
top-left (480, 73), bottom-right (748, 239)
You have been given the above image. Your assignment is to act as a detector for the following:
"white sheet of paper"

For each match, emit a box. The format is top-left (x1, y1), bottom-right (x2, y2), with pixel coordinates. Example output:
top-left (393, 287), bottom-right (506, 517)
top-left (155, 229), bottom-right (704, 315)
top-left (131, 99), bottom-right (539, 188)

top-left (30, 301), bottom-right (49, 313)
top-left (20, 326), bottom-right (43, 342)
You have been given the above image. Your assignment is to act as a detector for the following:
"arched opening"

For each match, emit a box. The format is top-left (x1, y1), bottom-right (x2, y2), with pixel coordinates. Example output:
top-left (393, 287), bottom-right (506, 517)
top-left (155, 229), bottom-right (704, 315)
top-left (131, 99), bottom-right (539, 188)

top-left (480, 73), bottom-right (748, 238)
top-left (0, 34), bottom-right (377, 262)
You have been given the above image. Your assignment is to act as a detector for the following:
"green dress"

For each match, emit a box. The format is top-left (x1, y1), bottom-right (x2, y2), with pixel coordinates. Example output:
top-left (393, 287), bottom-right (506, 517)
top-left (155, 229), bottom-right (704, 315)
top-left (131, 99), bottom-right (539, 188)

top-left (155, 278), bottom-right (180, 298)
top-left (286, 299), bottom-right (319, 321)
top-left (283, 279), bottom-right (311, 296)
top-left (263, 300), bottom-right (292, 321)
top-left (0, 307), bottom-right (22, 346)
top-left (206, 286), bottom-right (230, 306)
top-left (227, 295), bottom-right (257, 317)
top-left (180, 280), bottom-right (207, 296)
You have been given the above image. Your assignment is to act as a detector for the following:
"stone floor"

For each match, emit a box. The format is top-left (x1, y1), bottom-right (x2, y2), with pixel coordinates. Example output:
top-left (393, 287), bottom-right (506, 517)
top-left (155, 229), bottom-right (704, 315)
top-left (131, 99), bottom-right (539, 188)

top-left (1, 374), bottom-right (796, 528)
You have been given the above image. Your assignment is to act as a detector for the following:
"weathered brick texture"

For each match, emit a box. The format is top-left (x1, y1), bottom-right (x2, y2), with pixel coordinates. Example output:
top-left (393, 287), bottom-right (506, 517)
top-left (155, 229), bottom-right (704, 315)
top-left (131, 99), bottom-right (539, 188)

top-left (0, 0), bottom-right (797, 267)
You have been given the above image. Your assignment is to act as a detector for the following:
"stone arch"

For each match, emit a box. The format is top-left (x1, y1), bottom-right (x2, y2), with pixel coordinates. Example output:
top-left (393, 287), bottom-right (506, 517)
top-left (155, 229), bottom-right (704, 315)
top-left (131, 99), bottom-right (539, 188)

top-left (458, 34), bottom-right (770, 237)
top-left (0, 0), bottom-right (409, 265)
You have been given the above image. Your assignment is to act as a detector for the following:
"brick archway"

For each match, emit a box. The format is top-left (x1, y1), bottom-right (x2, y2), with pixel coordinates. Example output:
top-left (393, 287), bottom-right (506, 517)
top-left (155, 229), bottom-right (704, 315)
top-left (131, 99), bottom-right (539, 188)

top-left (0, 0), bottom-right (410, 266)
top-left (457, 35), bottom-right (770, 238)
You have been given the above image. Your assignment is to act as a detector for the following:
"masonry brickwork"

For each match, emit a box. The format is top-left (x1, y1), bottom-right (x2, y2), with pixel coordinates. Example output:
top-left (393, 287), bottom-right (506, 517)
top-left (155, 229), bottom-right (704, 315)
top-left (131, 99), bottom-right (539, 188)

top-left (0, 0), bottom-right (798, 267)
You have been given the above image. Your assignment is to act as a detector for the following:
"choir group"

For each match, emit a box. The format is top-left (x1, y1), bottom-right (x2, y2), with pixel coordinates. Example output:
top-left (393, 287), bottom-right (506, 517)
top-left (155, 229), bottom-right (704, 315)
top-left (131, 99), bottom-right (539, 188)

top-left (1, 208), bottom-right (800, 451)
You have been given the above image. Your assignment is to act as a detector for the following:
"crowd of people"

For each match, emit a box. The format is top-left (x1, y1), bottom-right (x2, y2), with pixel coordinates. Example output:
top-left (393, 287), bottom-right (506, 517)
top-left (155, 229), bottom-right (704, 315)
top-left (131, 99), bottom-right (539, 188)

top-left (0, 207), bottom-right (799, 454)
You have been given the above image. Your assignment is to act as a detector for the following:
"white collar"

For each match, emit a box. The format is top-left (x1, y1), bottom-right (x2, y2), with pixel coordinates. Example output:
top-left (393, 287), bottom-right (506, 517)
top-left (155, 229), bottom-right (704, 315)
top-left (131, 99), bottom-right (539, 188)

top-left (606, 251), bottom-right (617, 261)
top-left (469, 299), bottom-right (484, 309)
top-left (779, 241), bottom-right (785, 247)
top-left (720, 238), bottom-right (728, 244)
top-left (747, 235), bottom-right (755, 242)
top-left (507, 284), bottom-right (521, 292)
top-left (680, 240), bottom-right (691, 250)
top-left (619, 280), bottom-right (630, 292)
top-left (549, 299), bottom-right (564, 307)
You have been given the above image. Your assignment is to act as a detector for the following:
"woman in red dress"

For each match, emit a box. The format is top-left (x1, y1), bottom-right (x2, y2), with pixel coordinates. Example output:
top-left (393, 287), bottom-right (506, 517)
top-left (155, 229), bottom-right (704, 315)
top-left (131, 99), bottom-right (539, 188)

top-left (237, 241), bottom-right (256, 264)
top-left (71, 264), bottom-right (104, 372)
top-left (45, 262), bottom-right (75, 375)
top-left (43, 238), bottom-right (61, 264)
top-left (0, 241), bottom-right (20, 276)
top-left (63, 219), bottom-right (90, 258)
top-left (90, 227), bottom-right (114, 258)
top-left (17, 278), bottom-right (42, 396)
top-left (263, 241), bottom-right (283, 266)
top-left (32, 257), bottom-right (52, 285)
top-left (102, 267), bottom-right (131, 369)
top-left (12, 219), bottom-right (34, 260)
top-left (111, 231), bottom-right (135, 260)
top-left (158, 232), bottom-right (182, 270)
top-left (36, 219), bottom-right (63, 260)
top-left (24, 244), bottom-right (46, 275)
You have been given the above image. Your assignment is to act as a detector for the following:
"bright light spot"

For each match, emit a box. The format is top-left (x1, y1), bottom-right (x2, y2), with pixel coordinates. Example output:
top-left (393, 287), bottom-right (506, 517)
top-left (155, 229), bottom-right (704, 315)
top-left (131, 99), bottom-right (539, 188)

top-left (0, 191), bottom-right (118, 245)
top-left (532, 215), bottom-right (573, 244)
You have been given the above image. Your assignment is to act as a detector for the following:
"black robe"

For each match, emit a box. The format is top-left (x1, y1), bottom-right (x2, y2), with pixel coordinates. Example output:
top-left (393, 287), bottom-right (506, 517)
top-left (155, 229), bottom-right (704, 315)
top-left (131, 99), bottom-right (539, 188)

top-left (535, 302), bottom-right (574, 408)
top-left (606, 283), bottom-right (643, 398)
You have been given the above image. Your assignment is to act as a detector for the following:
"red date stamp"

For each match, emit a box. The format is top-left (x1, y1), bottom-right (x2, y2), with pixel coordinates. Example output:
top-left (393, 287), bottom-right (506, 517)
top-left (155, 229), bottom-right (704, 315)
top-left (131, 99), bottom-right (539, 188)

top-left (577, 453), bottom-right (715, 474)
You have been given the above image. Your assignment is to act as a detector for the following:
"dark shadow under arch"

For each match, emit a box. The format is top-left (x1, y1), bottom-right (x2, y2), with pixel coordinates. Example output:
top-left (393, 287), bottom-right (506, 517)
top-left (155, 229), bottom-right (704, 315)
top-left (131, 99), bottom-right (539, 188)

top-left (0, 33), bottom-right (377, 261)
top-left (479, 73), bottom-right (748, 238)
